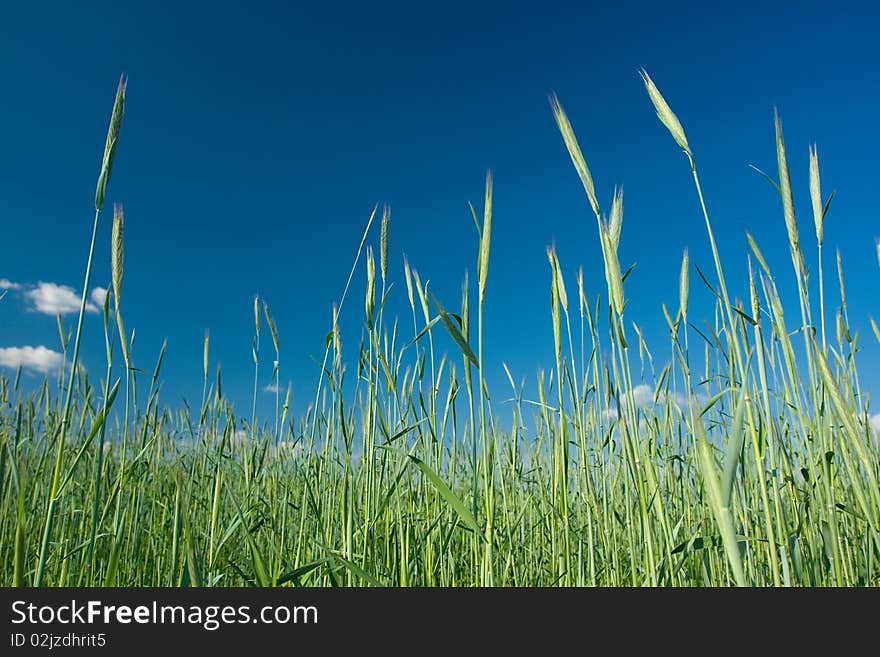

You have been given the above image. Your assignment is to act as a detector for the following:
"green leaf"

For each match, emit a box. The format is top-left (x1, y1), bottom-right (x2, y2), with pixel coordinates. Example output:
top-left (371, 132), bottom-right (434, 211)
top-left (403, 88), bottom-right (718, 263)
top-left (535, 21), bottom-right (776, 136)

top-left (721, 367), bottom-right (750, 509)
top-left (732, 305), bottom-right (758, 326)
top-left (693, 263), bottom-right (721, 301)
top-left (408, 455), bottom-right (482, 538)
top-left (276, 559), bottom-right (327, 587)
top-left (326, 552), bottom-right (384, 587)
top-left (103, 515), bottom-right (126, 587)
top-left (407, 315), bottom-right (441, 348)
top-left (184, 519), bottom-right (202, 587)
top-left (229, 491), bottom-right (271, 586)
top-left (58, 378), bottom-right (121, 496)
top-left (431, 294), bottom-right (479, 367)
top-left (747, 163), bottom-right (781, 193)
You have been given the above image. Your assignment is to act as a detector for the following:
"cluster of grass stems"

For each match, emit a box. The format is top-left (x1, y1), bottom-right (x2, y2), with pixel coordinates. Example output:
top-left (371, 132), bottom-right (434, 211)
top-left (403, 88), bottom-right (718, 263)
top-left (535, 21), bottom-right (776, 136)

top-left (2, 73), bottom-right (879, 587)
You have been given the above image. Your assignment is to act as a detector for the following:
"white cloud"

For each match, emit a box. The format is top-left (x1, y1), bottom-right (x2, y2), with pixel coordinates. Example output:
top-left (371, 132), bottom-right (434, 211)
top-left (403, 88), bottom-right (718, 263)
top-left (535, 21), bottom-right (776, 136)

top-left (25, 282), bottom-right (101, 315)
top-left (264, 383), bottom-right (280, 393)
top-left (0, 345), bottom-right (65, 373)
top-left (604, 384), bottom-right (655, 418)
top-left (268, 440), bottom-right (304, 460)
top-left (870, 414), bottom-right (880, 434)
top-left (90, 287), bottom-right (108, 308)
top-left (631, 384), bottom-right (654, 408)
top-left (602, 385), bottom-right (710, 420)
top-left (0, 278), bottom-right (21, 290)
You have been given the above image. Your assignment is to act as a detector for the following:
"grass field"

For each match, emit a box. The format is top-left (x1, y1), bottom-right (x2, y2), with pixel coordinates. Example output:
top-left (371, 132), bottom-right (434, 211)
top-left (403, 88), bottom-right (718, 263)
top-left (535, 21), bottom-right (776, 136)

top-left (2, 73), bottom-right (878, 587)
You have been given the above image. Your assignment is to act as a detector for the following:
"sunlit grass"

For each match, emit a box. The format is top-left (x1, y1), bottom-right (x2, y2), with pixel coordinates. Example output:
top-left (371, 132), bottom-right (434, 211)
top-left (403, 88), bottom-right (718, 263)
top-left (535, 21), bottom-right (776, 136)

top-left (1, 73), bottom-right (878, 587)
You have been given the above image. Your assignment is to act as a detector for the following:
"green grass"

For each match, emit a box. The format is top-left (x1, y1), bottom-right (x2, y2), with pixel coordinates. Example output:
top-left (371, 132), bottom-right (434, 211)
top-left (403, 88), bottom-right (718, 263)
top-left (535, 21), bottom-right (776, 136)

top-left (1, 73), bottom-right (879, 587)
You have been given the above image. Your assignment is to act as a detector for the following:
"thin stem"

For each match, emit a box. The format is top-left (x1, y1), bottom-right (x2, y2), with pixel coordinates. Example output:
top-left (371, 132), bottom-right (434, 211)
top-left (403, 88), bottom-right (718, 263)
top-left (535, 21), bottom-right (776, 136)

top-left (35, 207), bottom-right (102, 586)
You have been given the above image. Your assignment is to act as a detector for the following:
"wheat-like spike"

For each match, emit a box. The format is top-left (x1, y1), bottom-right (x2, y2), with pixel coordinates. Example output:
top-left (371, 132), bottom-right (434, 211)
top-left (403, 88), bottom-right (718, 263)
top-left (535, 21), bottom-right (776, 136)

top-left (809, 144), bottom-right (824, 246)
top-left (870, 317), bottom-right (880, 345)
top-left (596, 188), bottom-right (626, 320)
top-left (280, 382), bottom-right (292, 429)
top-left (95, 76), bottom-right (127, 212)
top-left (633, 321), bottom-right (649, 365)
top-left (56, 313), bottom-right (67, 352)
top-left (263, 301), bottom-right (279, 354)
top-left (547, 248), bottom-right (562, 363)
top-left (661, 303), bottom-right (676, 333)
top-left (748, 256), bottom-right (760, 324)
top-left (111, 204), bottom-right (124, 303)
top-left (380, 205), bottom-right (390, 284)
top-left (556, 255), bottom-right (568, 315)
top-left (640, 69), bottom-right (692, 158)
top-left (547, 245), bottom-right (568, 314)
top-left (203, 330), bottom-right (210, 380)
top-left (609, 187), bottom-right (624, 251)
top-left (746, 232), bottom-right (772, 277)
top-left (365, 246), bottom-right (376, 329)
top-left (835, 308), bottom-right (846, 346)
top-left (600, 226), bottom-right (625, 318)
top-left (550, 94), bottom-right (600, 219)
top-left (577, 267), bottom-right (585, 319)
top-left (478, 171), bottom-right (492, 304)
top-left (253, 294), bottom-right (260, 337)
top-left (403, 255), bottom-right (415, 314)
top-left (679, 249), bottom-right (690, 325)
top-left (215, 362), bottom-right (223, 402)
top-left (412, 268), bottom-right (430, 326)
top-left (460, 270), bottom-right (470, 340)
top-left (332, 303), bottom-right (341, 359)
top-left (111, 203), bottom-right (129, 367)
top-left (774, 110), bottom-right (800, 256)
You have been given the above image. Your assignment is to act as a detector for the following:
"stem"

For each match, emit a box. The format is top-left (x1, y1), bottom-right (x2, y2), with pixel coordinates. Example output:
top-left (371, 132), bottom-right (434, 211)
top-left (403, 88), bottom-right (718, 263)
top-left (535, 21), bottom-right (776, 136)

top-left (35, 207), bottom-right (102, 586)
top-left (690, 162), bottom-right (745, 380)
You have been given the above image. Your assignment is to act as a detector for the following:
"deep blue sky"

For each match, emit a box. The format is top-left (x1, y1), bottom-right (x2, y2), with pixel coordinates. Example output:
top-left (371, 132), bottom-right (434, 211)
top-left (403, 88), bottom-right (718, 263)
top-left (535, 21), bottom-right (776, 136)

top-left (1, 1), bottom-right (878, 421)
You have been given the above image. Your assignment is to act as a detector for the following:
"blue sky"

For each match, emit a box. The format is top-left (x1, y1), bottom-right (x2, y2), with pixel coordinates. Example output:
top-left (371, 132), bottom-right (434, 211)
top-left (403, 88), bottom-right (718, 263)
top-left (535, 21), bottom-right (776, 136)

top-left (1, 1), bottom-right (878, 423)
